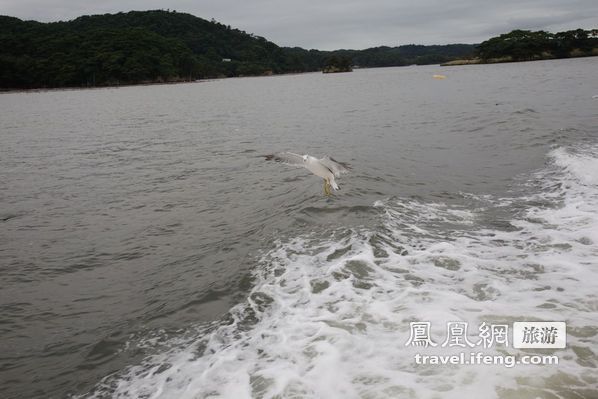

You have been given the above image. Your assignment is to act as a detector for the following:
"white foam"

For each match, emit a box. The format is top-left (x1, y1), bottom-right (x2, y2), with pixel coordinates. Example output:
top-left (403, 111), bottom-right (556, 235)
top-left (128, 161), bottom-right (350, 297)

top-left (85, 145), bottom-right (598, 399)
top-left (551, 146), bottom-right (598, 187)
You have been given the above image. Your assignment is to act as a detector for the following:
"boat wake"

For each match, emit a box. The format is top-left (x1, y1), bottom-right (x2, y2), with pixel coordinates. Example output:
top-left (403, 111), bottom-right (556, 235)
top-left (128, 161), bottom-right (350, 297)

top-left (84, 145), bottom-right (598, 399)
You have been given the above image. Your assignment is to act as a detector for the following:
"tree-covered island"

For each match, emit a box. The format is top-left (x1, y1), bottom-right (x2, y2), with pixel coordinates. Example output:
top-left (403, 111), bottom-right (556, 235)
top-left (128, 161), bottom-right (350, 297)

top-left (322, 56), bottom-right (353, 73)
top-left (443, 29), bottom-right (598, 65)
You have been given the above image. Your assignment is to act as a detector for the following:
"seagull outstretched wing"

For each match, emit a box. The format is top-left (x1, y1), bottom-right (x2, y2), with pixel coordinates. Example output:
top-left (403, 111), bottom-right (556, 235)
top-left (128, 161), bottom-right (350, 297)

top-left (264, 152), bottom-right (304, 167)
top-left (319, 156), bottom-right (351, 177)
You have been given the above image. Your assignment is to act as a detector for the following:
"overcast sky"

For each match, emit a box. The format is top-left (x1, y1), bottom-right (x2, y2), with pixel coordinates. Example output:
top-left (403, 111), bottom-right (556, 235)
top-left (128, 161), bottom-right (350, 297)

top-left (1, 0), bottom-right (597, 50)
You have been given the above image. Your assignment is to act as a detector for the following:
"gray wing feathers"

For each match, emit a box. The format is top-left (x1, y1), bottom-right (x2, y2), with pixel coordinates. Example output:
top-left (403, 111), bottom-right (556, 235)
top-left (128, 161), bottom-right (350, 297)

top-left (264, 152), bottom-right (350, 177)
top-left (264, 152), bottom-right (305, 167)
top-left (319, 156), bottom-right (350, 177)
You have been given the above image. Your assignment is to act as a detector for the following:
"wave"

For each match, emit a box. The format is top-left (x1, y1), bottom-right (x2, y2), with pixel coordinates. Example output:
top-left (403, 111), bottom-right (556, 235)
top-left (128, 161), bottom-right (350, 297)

top-left (83, 145), bottom-right (598, 399)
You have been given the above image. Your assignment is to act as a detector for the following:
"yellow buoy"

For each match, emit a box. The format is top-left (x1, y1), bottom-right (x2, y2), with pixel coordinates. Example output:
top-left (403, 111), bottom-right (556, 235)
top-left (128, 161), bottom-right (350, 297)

top-left (433, 74), bottom-right (447, 79)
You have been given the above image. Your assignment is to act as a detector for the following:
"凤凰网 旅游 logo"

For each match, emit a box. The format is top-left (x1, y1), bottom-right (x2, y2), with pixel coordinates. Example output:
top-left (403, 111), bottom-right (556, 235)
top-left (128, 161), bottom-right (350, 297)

top-left (405, 321), bottom-right (566, 349)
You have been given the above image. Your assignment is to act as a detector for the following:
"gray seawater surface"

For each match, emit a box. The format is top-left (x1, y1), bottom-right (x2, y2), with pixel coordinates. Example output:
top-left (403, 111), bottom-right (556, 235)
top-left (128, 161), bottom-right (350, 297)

top-left (1, 58), bottom-right (597, 398)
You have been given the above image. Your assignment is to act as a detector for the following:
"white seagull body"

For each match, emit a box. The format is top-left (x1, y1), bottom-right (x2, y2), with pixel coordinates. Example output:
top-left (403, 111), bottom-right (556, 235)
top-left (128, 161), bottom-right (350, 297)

top-left (264, 152), bottom-right (350, 195)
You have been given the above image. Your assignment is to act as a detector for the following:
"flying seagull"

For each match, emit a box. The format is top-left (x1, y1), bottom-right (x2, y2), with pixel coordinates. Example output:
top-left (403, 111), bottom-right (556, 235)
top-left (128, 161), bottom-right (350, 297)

top-left (264, 152), bottom-right (350, 195)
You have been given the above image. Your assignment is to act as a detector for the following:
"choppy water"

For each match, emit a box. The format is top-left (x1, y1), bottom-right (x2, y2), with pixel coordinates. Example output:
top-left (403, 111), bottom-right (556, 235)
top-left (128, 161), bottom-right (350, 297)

top-left (1, 58), bottom-right (597, 399)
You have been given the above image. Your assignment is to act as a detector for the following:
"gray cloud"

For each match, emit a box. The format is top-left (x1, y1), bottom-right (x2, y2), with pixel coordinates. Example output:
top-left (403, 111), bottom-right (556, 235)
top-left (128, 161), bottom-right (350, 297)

top-left (1, 0), bottom-right (597, 49)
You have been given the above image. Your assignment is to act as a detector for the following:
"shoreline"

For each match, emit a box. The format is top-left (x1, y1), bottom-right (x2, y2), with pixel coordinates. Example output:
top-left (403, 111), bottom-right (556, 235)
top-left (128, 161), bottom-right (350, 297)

top-left (0, 79), bottom-right (204, 94)
top-left (441, 53), bottom-right (598, 66)
top-left (0, 70), bottom-right (321, 95)
top-left (3, 55), bottom-right (597, 93)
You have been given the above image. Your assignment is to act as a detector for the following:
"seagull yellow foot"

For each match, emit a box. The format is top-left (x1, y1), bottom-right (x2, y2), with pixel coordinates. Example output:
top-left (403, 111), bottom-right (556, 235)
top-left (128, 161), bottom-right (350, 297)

top-left (323, 179), bottom-right (332, 196)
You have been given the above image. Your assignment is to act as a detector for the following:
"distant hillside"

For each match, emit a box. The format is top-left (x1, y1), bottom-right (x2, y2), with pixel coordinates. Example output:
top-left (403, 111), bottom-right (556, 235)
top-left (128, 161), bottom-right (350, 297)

top-left (331, 44), bottom-right (476, 67)
top-left (0, 10), bottom-right (476, 89)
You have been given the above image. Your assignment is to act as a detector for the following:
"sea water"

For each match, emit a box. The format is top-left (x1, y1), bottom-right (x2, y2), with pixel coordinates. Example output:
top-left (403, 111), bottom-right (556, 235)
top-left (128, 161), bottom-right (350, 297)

top-left (0, 57), bottom-right (597, 398)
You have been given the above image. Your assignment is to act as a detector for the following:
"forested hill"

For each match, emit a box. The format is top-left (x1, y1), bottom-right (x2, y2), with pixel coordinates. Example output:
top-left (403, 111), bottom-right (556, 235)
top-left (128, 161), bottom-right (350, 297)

top-left (0, 11), bottom-right (289, 88)
top-left (0, 10), bottom-right (475, 89)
